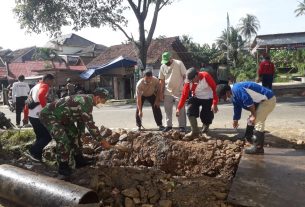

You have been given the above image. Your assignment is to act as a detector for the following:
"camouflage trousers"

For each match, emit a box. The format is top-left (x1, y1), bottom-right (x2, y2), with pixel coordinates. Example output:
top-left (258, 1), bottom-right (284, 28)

top-left (40, 112), bottom-right (82, 163)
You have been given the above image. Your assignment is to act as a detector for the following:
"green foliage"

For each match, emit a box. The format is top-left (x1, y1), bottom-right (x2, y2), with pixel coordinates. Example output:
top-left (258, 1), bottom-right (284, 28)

top-left (231, 54), bottom-right (257, 82)
top-left (270, 49), bottom-right (305, 76)
top-left (0, 129), bottom-right (35, 148)
top-left (216, 27), bottom-right (246, 66)
top-left (180, 35), bottom-right (220, 65)
top-left (295, 0), bottom-right (305, 17)
top-left (238, 14), bottom-right (260, 42)
top-left (14, 0), bottom-right (174, 69)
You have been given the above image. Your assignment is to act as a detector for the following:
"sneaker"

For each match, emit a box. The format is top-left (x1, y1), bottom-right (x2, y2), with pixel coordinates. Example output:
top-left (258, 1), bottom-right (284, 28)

top-left (24, 150), bottom-right (42, 162)
top-left (162, 126), bottom-right (172, 132)
top-left (179, 127), bottom-right (186, 133)
top-left (137, 126), bottom-right (142, 131)
top-left (16, 124), bottom-right (20, 128)
top-left (158, 125), bottom-right (165, 131)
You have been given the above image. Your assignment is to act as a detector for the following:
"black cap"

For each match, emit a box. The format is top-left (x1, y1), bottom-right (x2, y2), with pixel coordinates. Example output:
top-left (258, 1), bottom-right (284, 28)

top-left (216, 84), bottom-right (231, 97)
top-left (186, 67), bottom-right (198, 82)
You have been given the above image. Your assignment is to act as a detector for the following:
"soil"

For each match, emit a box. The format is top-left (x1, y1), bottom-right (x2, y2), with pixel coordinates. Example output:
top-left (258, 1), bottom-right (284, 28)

top-left (0, 126), bottom-right (304, 207)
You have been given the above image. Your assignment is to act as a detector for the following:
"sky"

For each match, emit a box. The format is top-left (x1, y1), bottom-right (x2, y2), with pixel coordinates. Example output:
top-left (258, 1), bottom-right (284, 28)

top-left (0, 0), bottom-right (305, 50)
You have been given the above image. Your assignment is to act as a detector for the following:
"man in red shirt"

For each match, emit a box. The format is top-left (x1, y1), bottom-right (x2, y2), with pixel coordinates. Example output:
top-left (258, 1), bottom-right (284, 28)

top-left (176, 68), bottom-right (218, 139)
top-left (257, 54), bottom-right (275, 90)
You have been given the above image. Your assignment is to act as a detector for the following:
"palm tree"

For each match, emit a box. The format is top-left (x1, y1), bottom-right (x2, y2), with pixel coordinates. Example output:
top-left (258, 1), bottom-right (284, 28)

top-left (238, 14), bottom-right (260, 49)
top-left (216, 27), bottom-right (245, 66)
top-left (295, 0), bottom-right (305, 16)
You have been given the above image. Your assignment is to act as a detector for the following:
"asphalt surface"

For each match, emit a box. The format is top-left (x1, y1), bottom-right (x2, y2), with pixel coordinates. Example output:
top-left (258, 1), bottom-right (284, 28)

top-left (1, 96), bottom-right (304, 131)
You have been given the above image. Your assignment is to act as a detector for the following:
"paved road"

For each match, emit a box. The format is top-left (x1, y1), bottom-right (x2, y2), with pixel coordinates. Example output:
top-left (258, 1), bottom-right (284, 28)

top-left (1, 96), bottom-right (304, 131)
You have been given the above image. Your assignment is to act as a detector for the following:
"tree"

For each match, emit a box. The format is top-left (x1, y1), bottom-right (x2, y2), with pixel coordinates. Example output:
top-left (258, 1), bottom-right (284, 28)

top-left (33, 47), bottom-right (66, 69)
top-left (14, 0), bottom-right (173, 69)
top-left (295, 0), bottom-right (305, 16)
top-left (180, 35), bottom-right (220, 66)
top-left (216, 27), bottom-right (245, 66)
top-left (238, 14), bottom-right (260, 47)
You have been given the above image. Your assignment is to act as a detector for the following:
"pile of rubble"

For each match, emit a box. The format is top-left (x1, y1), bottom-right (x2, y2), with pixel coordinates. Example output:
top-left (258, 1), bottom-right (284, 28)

top-left (69, 126), bottom-right (243, 207)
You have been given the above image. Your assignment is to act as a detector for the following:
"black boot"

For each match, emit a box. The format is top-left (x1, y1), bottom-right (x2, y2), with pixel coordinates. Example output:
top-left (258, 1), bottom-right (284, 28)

top-left (74, 154), bottom-right (94, 169)
top-left (58, 162), bottom-right (72, 176)
top-left (244, 131), bottom-right (265, 154)
top-left (241, 125), bottom-right (254, 143)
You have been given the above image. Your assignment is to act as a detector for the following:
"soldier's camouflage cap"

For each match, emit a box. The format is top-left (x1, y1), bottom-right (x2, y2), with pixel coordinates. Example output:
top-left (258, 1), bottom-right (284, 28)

top-left (93, 87), bottom-right (109, 98)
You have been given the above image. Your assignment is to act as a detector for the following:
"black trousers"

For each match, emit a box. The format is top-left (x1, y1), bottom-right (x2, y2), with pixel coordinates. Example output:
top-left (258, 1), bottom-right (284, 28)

top-left (15, 96), bottom-right (27, 125)
top-left (186, 97), bottom-right (214, 125)
top-left (261, 74), bottom-right (273, 90)
top-left (29, 117), bottom-right (52, 159)
top-left (136, 95), bottom-right (163, 127)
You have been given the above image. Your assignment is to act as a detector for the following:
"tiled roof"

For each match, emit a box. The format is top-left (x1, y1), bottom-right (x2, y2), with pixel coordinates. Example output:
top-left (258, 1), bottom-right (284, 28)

top-left (8, 61), bottom-right (87, 79)
top-left (88, 36), bottom-right (193, 68)
top-left (0, 67), bottom-right (7, 79)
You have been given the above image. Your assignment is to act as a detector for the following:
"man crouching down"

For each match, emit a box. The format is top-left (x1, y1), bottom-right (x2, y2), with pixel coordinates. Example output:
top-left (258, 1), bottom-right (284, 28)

top-left (40, 88), bottom-right (111, 177)
top-left (217, 82), bottom-right (276, 154)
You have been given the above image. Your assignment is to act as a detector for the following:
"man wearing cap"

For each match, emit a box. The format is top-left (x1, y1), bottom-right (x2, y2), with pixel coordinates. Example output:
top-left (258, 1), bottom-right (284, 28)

top-left (136, 70), bottom-right (164, 131)
top-left (176, 68), bottom-right (218, 139)
top-left (159, 52), bottom-right (187, 132)
top-left (257, 54), bottom-right (275, 90)
top-left (39, 88), bottom-right (111, 177)
top-left (216, 82), bottom-right (276, 154)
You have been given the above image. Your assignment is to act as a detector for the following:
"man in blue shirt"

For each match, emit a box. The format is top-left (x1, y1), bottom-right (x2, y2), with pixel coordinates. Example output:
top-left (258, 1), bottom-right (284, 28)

top-left (217, 82), bottom-right (276, 154)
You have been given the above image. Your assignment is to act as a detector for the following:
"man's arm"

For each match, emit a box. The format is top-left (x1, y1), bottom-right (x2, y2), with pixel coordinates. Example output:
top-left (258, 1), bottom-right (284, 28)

top-left (11, 83), bottom-right (16, 103)
top-left (137, 94), bottom-right (143, 118)
top-left (159, 79), bottom-right (165, 101)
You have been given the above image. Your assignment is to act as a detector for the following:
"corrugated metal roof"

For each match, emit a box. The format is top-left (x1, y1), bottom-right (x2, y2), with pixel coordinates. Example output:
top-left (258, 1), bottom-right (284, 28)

top-left (252, 32), bottom-right (305, 49)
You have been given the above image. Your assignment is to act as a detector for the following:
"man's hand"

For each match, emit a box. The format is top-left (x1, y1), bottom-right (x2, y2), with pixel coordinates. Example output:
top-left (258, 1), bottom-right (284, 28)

top-left (211, 105), bottom-right (218, 113)
top-left (176, 109), bottom-right (180, 117)
top-left (249, 115), bottom-right (256, 124)
top-left (233, 120), bottom-right (239, 129)
top-left (100, 140), bottom-right (111, 150)
top-left (138, 111), bottom-right (143, 118)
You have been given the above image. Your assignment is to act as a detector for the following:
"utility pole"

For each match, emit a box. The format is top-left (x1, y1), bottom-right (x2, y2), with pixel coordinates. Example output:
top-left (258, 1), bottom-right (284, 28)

top-left (227, 12), bottom-right (230, 63)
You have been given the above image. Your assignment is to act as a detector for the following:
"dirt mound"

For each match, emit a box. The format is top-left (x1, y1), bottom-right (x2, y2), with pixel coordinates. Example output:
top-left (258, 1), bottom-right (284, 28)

top-left (99, 131), bottom-right (243, 180)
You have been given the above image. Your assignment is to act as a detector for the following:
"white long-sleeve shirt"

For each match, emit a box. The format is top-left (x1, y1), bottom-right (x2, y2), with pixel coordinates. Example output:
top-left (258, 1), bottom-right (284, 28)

top-left (12, 81), bottom-right (30, 102)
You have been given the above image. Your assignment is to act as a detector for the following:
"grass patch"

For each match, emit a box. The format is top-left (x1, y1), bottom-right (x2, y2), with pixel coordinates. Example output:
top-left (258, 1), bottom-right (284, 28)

top-left (0, 129), bottom-right (35, 150)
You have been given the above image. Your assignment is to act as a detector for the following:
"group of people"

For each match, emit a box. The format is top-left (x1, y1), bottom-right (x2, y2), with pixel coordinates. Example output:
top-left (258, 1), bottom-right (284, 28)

top-left (6, 51), bottom-right (276, 178)
top-left (136, 51), bottom-right (276, 155)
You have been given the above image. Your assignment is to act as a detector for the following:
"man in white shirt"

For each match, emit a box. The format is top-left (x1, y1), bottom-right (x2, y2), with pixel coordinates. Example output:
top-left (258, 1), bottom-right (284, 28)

top-left (12, 75), bottom-right (30, 126)
top-left (159, 52), bottom-right (187, 132)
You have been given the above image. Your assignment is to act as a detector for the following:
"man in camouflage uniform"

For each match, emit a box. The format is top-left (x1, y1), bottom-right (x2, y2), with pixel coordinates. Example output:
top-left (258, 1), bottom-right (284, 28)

top-left (40, 88), bottom-right (111, 177)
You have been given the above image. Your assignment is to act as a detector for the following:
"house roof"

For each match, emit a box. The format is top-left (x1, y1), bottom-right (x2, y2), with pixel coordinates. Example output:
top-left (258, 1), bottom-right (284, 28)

top-left (74, 44), bottom-right (108, 56)
top-left (251, 32), bottom-right (305, 51)
top-left (88, 36), bottom-right (193, 68)
top-left (8, 61), bottom-right (87, 79)
top-left (9, 46), bottom-right (36, 62)
top-left (0, 67), bottom-right (7, 80)
top-left (45, 33), bottom-right (97, 48)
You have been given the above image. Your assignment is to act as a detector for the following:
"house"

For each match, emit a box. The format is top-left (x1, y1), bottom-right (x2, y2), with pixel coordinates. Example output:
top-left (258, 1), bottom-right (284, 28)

top-left (44, 33), bottom-right (107, 64)
top-left (0, 46), bottom-right (87, 90)
top-left (86, 36), bottom-right (192, 99)
top-left (251, 32), bottom-right (305, 54)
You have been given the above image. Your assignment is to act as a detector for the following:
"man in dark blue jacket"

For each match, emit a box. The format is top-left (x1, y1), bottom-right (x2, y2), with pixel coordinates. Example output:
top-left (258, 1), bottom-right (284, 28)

top-left (217, 82), bottom-right (276, 154)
